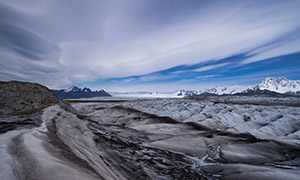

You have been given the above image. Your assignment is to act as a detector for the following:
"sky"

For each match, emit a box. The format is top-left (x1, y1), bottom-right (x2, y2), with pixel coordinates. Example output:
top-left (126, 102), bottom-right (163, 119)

top-left (0, 0), bottom-right (300, 92)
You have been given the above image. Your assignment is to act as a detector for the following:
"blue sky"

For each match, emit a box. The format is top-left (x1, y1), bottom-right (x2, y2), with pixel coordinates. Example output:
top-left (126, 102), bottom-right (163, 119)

top-left (0, 0), bottom-right (300, 91)
top-left (77, 52), bottom-right (300, 91)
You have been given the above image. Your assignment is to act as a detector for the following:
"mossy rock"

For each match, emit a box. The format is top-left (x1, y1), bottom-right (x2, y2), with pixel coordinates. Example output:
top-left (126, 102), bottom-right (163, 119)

top-left (0, 81), bottom-right (61, 115)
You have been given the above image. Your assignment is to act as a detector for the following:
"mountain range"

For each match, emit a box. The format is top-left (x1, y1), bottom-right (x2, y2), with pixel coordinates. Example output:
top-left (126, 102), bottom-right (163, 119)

top-left (51, 77), bottom-right (300, 99)
top-left (175, 77), bottom-right (300, 97)
top-left (116, 77), bottom-right (299, 98)
top-left (51, 86), bottom-right (111, 99)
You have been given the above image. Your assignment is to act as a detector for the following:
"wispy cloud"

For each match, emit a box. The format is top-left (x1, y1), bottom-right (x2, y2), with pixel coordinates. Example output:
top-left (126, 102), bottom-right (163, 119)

top-left (122, 78), bottom-right (135, 83)
top-left (196, 75), bottom-right (220, 79)
top-left (194, 63), bottom-right (229, 72)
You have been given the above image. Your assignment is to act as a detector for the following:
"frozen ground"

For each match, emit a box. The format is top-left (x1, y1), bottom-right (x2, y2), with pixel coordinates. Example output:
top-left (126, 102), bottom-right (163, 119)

top-left (72, 96), bottom-right (300, 179)
top-left (74, 96), bottom-right (300, 142)
top-left (1, 95), bottom-right (300, 179)
top-left (0, 105), bottom-right (123, 180)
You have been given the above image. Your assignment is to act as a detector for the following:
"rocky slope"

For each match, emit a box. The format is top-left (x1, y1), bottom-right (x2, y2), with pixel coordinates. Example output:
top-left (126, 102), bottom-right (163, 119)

top-left (0, 81), bottom-right (76, 133)
top-left (0, 81), bottom-right (60, 115)
top-left (0, 81), bottom-right (122, 180)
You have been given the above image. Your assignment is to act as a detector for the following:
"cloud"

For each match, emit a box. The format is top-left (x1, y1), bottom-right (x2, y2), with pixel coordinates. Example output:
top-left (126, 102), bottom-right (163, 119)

top-left (0, 4), bottom-right (60, 61)
top-left (0, 2), bottom-right (64, 88)
top-left (0, 69), bottom-right (30, 79)
top-left (194, 63), bottom-right (229, 72)
top-left (55, 0), bottom-right (300, 81)
top-left (0, 24), bottom-right (60, 61)
top-left (0, 0), bottom-right (300, 90)
top-left (122, 78), bottom-right (135, 83)
top-left (196, 75), bottom-right (220, 79)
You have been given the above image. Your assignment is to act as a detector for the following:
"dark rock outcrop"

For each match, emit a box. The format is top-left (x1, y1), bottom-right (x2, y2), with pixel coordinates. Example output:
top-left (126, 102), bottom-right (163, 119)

top-left (51, 86), bottom-right (111, 99)
top-left (0, 81), bottom-right (61, 115)
top-left (0, 81), bottom-right (76, 133)
top-left (234, 89), bottom-right (282, 96)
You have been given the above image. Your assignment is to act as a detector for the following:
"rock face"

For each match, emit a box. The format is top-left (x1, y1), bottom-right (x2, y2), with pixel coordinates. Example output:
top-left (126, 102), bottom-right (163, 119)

top-left (51, 86), bottom-right (111, 99)
top-left (0, 81), bottom-right (60, 115)
top-left (235, 89), bottom-right (283, 96)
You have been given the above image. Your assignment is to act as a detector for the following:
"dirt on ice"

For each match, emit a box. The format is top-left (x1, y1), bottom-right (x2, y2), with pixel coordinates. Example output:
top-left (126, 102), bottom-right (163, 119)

top-left (1, 82), bottom-right (300, 180)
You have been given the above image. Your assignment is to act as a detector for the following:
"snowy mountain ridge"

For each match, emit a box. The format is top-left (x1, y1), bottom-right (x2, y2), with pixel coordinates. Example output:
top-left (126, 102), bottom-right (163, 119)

top-left (175, 77), bottom-right (300, 97)
top-left (122, 77), bottom-right (300, 98)
top-left (171, 86), bottom-right (250, 97)
top-left (64, 86), bottom-right (93, 93)
top-left (200, 85), bottom-right (251, 95)
top-left (252, 77), bottom-right (300, 93)
top-left (104, 77), bottom-right (300, 98)
top-left (51, 86), bottom-right (111, 99)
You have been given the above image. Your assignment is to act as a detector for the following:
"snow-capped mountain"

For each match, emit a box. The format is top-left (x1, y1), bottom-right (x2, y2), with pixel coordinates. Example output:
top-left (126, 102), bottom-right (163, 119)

top-left (171, 86), bottom-right (250, 97)
top-left (64, 86), bottom-right (92, 93)
top-left (175, 90), bottom-right (199, 97)
top-left (60, 77), bottom-right (299, 99)
top-left (191, 77), bottom-right (300, 96)
top-left (51, 86), bottom-right (111, 99)
top-left (143, 77), bottom-right (300, 97)
top-left (253, 77), bottom-right (300, 93)
top-left (200, 85), bottom-right (250, 95)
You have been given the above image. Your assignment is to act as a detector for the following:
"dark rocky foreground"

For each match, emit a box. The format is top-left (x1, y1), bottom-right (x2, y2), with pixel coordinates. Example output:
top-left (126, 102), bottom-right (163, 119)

top-left (0, 81), bottom-right (300, 179)
top-left (0, 81), bottom-right (74, 133)
top-left (0, 81), bottom-right (59, 115)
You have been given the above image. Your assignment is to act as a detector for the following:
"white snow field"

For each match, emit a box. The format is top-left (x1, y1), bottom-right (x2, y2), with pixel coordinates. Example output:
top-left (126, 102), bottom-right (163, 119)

top-left (75, 96), bottom-right (300, 142)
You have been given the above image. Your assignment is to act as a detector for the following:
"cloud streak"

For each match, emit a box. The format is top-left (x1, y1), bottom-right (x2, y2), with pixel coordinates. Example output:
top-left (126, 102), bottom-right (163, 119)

top-left (194, 63), bottom-right (229, 72)
top-left (196, 75), bottom-right (220, 79)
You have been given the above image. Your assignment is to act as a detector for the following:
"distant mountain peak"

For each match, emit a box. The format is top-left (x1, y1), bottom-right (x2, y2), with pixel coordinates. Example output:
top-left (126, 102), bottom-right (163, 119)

top-left (65, 86), bottom-right (80, 92)
top-left (200, 85), bottom-right (249, 95)
top-left (255, 77), bottom-right (300, 93)
top-left (176, 90), bottom-right (199, 97)
top-left (82, 87), bottom-right (92, 92)
top-left (52, 86), bottom-right (111, 99)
